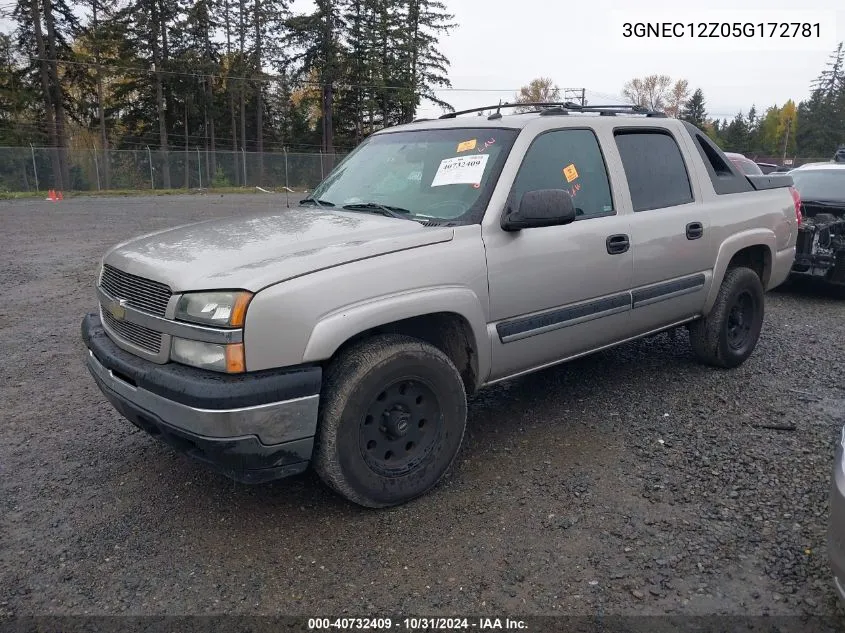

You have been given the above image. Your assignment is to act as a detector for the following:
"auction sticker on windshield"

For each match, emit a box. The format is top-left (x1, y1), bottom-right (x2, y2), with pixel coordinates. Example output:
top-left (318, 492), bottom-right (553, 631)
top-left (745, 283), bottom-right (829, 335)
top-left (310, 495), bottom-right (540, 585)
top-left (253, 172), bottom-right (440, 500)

top-left (431, 154), bottom-right (490, 187)
top-left (456, 139), bottom-right (477, 152)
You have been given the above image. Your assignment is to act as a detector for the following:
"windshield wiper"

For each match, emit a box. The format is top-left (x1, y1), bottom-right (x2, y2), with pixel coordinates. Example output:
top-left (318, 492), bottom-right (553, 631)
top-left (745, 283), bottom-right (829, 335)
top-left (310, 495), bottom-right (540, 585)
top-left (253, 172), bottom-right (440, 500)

top-left (299, 197), bottom-right (335, 207)
top-left (342, 202), bottom-right (414, 220)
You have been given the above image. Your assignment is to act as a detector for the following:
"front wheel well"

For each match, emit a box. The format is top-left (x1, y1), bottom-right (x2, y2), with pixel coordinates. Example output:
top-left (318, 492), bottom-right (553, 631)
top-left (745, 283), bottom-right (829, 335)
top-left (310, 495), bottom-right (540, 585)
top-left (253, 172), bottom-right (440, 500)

top-left (329, 313), bottom-right (480, 395)
top-left (726, 244), bottom-right (772, 288)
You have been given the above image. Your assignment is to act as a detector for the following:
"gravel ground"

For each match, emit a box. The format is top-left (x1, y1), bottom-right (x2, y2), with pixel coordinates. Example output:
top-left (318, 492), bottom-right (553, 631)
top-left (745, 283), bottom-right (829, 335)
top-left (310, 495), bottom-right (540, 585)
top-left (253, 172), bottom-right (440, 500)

top-left (2, 195), bottom-right (845, 623)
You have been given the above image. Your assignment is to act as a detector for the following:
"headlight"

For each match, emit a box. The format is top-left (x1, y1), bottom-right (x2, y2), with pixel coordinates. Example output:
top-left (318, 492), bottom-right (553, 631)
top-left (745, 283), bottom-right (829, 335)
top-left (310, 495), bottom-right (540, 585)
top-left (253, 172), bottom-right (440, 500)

top-left (171, 338), bottom-right (245, 373)
top-left (175, 291), bottom-right (252, 327)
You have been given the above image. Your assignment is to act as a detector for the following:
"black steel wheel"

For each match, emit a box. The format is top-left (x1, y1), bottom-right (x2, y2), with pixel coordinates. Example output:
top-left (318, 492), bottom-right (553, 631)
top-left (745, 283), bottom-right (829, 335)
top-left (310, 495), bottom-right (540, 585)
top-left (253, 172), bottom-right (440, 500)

top-left (725, 289), bottom-right (758, 353)
top-left (359, 378), bottom-right (442, 477)
top-left (313, 334), bottom-right (467, 508)
top-left (689, 266), bottom-right (765, 368)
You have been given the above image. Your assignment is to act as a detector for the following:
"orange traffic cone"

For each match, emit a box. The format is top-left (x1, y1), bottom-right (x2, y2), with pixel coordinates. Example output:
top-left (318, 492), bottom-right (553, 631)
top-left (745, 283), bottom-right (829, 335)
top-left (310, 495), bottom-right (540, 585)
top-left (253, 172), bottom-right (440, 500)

top-left (47, 189), bottom-right (56, 202)
top-left (56, 191), bottom-right (63, 201)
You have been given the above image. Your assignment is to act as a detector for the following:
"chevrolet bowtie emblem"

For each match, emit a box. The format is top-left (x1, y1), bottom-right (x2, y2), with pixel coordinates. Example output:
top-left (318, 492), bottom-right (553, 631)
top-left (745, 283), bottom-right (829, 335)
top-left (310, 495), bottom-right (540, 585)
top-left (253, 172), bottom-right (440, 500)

top-left (108, 298), bottom-right (128, 320)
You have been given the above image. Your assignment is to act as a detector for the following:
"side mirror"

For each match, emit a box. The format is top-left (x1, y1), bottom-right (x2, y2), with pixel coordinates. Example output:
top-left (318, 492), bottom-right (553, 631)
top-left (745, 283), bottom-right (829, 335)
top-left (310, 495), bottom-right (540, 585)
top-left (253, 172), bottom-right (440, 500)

top-left (501, 189), bottom-right (577, 231)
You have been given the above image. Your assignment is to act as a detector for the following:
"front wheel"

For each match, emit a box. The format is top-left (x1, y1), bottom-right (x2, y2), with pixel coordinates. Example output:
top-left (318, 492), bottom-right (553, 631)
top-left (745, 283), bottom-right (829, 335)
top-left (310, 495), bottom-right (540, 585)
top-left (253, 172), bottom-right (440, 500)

top-left (313, 334), bottom-right (467, 508)
top-left (688, 266), bottom-right (765, 368)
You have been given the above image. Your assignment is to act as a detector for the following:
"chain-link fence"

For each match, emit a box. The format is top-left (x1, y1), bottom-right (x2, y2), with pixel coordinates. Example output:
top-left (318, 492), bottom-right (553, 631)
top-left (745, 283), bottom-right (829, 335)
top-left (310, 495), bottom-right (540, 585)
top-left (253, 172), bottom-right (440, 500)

top-left (0, 146), bottom-right (347, 193)
top-left (3, 146), bottom-right (836, 194)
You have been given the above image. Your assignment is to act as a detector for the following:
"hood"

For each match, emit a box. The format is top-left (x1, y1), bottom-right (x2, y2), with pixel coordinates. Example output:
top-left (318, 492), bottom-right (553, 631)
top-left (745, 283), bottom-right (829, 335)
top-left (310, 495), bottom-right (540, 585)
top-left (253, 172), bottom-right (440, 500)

top-left (103, 206), bottom-right (454, 292)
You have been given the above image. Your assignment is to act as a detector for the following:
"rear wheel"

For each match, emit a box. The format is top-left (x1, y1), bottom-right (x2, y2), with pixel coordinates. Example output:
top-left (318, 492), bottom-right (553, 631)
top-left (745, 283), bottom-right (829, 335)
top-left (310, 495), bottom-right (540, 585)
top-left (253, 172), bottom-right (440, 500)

top-left (313, 334), bottom-right (467, 508)
top-left (689, 267), bottom-right (765, 368)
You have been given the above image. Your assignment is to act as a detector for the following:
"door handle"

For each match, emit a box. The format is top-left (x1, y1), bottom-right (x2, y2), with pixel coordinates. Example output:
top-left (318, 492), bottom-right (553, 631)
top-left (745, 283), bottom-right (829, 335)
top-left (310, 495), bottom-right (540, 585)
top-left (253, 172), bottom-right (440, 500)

top-left (606, 234), bottom-right (630, 255)
top-left (686, 222), bottom-right (704, 240)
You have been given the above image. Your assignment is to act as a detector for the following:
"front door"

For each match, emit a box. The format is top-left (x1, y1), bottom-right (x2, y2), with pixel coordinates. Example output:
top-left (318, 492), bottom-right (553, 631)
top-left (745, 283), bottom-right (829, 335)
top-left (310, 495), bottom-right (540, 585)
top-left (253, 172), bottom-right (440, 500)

top-left (483, 128), bottom-right (633, 381)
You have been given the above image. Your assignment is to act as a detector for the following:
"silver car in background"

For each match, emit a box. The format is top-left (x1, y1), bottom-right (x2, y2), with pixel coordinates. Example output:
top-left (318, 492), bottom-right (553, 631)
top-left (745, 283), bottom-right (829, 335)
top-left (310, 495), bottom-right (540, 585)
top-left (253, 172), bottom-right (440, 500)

top-left (831, 426), bottom-right (845, 601)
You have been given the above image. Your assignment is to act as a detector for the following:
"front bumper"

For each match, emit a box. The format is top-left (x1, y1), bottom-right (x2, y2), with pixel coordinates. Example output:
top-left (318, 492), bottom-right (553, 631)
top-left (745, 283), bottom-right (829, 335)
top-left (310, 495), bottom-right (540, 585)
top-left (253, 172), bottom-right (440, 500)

top-left (81, 313), bottom-right (322, 483)
top-left (830, 436), bottom-right (845, 602)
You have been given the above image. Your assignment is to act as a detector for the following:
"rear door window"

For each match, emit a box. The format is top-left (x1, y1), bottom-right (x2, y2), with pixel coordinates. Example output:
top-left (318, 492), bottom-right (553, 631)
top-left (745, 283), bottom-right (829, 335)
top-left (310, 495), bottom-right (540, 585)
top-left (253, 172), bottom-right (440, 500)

top-left (614, 130), bottom-right (694, 212)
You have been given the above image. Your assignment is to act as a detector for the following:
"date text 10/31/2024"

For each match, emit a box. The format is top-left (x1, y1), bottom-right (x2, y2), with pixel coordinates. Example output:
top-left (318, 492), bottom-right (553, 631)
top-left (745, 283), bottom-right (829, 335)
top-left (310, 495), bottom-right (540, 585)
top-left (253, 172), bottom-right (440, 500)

top-left (307, 617), bottom-right (528, 630)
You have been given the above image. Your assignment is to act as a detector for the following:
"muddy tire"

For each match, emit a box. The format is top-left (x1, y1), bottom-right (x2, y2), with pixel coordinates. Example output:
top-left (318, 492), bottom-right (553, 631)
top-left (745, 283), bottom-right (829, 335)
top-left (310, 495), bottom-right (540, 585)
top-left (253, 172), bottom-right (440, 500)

top-left (313, 334), bottom-right (467, 508)
top-left (689, 266), bottom-right (765, 368)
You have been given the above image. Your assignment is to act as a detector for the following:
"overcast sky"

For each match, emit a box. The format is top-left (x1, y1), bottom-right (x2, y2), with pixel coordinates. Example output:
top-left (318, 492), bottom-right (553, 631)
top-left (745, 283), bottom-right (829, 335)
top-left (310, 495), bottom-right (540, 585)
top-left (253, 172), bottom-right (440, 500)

top-left (5, 0), bottom-right (843, 123)
top-left (402, 0), bottom-right (845, 120)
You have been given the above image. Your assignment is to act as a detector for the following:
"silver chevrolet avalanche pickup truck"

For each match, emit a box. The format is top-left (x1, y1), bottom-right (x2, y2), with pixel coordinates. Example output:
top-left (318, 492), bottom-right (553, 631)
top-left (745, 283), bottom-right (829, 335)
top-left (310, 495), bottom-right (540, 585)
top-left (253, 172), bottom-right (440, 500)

top-left (81, 102), bottom-right (801, 507)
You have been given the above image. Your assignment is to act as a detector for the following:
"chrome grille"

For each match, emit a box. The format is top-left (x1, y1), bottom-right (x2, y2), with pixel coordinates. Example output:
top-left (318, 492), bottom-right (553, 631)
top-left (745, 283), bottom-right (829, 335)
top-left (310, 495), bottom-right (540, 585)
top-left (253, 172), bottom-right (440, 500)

top-left (102, 308), bottom-right (163, 353)
top-left (100, 264), bottom-right (172, 317)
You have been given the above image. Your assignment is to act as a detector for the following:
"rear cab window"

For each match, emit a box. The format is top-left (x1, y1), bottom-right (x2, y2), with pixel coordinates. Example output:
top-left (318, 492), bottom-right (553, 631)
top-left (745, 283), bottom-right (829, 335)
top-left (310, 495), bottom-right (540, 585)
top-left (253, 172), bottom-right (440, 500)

top-left (681, 122), bottom-right (754, 195)
top-left (613, 129), bottom-right (694, 211)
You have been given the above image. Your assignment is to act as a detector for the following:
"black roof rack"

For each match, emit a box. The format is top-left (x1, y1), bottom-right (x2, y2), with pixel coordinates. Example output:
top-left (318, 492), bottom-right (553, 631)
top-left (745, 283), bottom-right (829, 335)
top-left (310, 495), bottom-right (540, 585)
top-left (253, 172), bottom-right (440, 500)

top-left (438, 101), bottom-right (666, 120)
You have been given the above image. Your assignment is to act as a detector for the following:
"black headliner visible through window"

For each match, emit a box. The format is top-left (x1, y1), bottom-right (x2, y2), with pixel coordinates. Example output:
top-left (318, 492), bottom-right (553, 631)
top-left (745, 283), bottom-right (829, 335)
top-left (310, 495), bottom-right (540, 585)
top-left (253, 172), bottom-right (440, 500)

top-left (614, 129), bottom-right (694, 212)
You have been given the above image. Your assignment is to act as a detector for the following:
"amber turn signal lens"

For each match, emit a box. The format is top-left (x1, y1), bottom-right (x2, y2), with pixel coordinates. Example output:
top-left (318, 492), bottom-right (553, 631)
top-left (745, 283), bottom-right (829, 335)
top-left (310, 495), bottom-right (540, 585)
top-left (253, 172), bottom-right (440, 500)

top-left (225, 343), bottom-right (246, 373)
top-left (229, 293), bottom-right (253, 327)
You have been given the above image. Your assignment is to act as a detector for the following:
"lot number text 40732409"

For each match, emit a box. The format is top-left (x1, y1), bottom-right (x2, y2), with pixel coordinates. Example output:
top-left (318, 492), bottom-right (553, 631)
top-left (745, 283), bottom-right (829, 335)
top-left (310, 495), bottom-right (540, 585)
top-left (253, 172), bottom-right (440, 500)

top-left (307, 617), bottom-right (528, 630)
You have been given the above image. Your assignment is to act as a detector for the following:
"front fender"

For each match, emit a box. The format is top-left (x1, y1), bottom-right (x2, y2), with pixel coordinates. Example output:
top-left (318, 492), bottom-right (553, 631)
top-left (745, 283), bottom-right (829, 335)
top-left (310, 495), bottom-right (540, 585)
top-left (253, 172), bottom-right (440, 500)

top-left (704, 229), bottom-right (776, 313)
top-left (302, 286), bottom-right (491, 384)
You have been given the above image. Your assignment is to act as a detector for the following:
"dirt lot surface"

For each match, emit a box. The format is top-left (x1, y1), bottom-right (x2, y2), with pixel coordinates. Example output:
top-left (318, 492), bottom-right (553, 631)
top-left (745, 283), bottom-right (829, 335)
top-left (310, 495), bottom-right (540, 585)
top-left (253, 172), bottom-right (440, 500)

top-left (2, 195), bottom-right (845, 623)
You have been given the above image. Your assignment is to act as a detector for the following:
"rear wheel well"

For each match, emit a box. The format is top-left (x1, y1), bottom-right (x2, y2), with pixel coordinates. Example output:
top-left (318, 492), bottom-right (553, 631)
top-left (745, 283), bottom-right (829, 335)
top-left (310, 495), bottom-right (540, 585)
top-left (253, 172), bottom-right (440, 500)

top-left (330, 313), bottom-right (479, 395)
top-left (727, 245), bottom-right (771, 287)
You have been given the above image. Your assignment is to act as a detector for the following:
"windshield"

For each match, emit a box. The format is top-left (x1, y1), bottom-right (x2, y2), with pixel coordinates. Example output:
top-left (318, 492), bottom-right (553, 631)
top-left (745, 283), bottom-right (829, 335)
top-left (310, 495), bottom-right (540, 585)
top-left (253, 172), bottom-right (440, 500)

top-left (790, 169), bottom-right (845, 202)
top-left (308, 128), bottom-right (519, 223)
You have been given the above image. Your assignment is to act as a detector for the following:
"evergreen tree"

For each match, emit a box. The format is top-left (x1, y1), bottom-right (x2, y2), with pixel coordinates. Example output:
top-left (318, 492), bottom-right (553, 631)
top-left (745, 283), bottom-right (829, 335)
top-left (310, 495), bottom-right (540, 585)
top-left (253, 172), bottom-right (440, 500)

top-left (337, 0), bottom-right (371, 143)
top-left (0, 32), bottom-right (35, 146)
top-left (113, 0), bottom-right (182, 186)
top-left (12, 0), bottom-right (78, 188)
top-left (722, 111), bottom-right (750, 152)
top-left (75, 0), bottom-right (121, 187)
top-left (812, 42), bottom-right (844, 95)
top-left (178, 0), bottom-right (220, 180)
top-left (287, 0), bottom-right (346, 168)
top-left (400, 0), bottom-right (454, 121)
top-left (746, 105), bottom-right (758, 153)
top-left (796, 43), bottom-right (845, 157)
top-left (0, 0), bottom-right (463, 190)
top-left (679, 88), bottom-right (706, 128)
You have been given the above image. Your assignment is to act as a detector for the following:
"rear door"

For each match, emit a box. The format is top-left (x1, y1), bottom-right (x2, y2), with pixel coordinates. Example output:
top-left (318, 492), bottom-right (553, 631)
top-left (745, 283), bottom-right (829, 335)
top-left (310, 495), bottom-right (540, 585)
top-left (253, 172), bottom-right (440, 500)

top-left (613, 128), bottom-right (713, 332)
